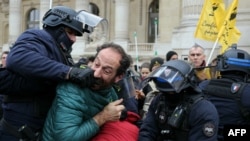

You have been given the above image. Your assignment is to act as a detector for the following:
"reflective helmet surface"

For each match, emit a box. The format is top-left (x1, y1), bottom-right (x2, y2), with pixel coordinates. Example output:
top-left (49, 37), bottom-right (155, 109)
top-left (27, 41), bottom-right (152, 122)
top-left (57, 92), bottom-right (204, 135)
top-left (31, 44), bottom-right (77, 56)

top-left (113, 69), bottom-right (136, 99)
top-left (43, 6), bottom-right (83, 36)
top-left (145, 60), bottom-right (195, 93)
top-left (217, 45), bottom-right (250, 74)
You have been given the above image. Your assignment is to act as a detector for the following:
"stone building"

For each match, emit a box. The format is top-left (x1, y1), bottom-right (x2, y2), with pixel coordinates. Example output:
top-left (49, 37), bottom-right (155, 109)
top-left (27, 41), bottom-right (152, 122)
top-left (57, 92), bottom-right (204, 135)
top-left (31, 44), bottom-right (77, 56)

top-left (0, 0), bottom-right (250, 65)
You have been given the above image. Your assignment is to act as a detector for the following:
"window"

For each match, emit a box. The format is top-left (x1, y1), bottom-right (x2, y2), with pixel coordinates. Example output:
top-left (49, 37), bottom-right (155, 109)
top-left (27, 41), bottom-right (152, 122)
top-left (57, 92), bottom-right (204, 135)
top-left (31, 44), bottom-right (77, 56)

top-left (27, 9), bottom-right (40, 29)
top-left (148, 0), bottom-right (159, 43)
top-left (89, 3), bottom-right (99, 16)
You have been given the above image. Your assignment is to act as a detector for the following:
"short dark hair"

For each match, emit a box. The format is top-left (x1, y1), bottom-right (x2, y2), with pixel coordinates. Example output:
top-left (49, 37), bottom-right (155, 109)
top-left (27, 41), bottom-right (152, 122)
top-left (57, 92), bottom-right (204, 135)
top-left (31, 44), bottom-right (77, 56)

top-left (166, 51), bottom-right (177, 61)
top-left (96, 42), bottom-right (130, 76)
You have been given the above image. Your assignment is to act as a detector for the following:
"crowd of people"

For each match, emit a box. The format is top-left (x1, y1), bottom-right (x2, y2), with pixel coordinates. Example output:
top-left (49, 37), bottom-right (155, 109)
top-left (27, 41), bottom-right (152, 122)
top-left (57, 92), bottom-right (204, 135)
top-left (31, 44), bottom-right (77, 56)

top-left (0, 5), bottom-right (249, 141)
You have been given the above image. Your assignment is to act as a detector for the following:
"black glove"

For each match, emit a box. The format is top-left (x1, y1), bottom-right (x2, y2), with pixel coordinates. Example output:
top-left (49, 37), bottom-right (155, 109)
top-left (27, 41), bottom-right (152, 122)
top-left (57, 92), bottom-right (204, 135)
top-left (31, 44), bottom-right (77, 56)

top-left (69, 67), bottom-right (95, 87)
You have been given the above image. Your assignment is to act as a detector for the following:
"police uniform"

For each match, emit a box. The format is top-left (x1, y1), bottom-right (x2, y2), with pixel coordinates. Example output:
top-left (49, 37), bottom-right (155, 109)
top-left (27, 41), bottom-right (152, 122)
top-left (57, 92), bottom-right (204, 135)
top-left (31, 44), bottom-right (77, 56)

top-left (138, 60), bottom-right (219, 141)
top-left (0, 6), bottom-right (106, 141)
top-left (139, 92), bottom-right (218, 141)
top-left (200, 78), bottom-right (250, 140)
top-left (199, 46), bottom-right (250, 141)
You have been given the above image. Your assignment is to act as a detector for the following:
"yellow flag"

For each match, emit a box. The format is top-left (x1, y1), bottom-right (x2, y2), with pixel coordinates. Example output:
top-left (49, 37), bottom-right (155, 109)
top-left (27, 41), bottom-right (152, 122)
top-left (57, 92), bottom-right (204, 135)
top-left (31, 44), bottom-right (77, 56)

top-left (218, 0), bottom-right (241, 54)
top-left (194, 0), bottom-right (225, 41)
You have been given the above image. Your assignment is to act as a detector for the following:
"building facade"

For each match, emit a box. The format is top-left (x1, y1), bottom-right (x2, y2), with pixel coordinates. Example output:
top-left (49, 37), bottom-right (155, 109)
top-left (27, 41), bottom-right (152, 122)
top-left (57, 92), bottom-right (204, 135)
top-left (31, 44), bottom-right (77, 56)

top-left (0, 0), bottom-right (250, 65)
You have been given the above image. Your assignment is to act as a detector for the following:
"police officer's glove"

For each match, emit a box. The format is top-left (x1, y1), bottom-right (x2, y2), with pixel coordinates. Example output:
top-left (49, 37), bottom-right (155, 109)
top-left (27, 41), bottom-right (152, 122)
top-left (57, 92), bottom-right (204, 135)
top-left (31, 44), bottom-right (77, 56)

top-left (69, 67), bottom-right (94, 87)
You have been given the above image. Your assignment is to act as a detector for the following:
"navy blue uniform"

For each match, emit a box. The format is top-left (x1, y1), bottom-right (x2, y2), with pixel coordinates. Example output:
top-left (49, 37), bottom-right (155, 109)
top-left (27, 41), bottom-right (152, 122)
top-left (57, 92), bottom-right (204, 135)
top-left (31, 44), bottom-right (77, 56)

top-left (199, 78), bottom-right (250, 140)
top-left (0, 29), bottom-right (72, 141)
top-left (139, 93), bottom-right (219, 141)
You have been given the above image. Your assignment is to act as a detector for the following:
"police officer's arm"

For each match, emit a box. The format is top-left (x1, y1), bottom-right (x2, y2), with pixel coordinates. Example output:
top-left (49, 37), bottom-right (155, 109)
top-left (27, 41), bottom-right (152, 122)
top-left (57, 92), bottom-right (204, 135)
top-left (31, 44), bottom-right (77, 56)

top-left (0, 68), bottom-right (54, 95)
top-left (188, 100), bottom-right (219, 141)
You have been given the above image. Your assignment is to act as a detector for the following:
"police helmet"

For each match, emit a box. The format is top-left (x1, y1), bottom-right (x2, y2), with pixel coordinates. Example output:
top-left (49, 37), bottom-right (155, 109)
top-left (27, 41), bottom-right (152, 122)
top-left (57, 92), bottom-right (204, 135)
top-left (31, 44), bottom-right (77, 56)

top-left (43, 6), bottom-right (108, 36)
top-left (113, 69), bottom-right (136, 99)
top-left (143, 60), bottom-right (197, 93)
top-left (43, 6), bottom-right (83, 36)
top-left (217, 44), bottom-right (250, 74)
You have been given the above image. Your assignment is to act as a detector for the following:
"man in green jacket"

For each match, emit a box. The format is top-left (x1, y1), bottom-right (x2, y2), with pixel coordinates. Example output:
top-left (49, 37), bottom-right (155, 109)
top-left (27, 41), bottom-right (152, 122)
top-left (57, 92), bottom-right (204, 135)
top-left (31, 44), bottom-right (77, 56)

top-left (42, 42), bottom-right (132, 141)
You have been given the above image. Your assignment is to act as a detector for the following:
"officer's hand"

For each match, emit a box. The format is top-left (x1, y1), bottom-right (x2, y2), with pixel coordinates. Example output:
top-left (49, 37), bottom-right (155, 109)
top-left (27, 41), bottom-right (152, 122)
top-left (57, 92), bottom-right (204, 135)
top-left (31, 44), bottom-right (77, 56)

top-left (69, 67), bottom-right (94, 87)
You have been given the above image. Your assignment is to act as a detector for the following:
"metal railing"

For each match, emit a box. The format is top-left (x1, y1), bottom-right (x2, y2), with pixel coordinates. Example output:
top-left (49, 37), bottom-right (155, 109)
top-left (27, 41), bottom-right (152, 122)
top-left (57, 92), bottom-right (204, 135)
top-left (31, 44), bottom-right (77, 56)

top-left (127, 43), bottom-right (154, 52)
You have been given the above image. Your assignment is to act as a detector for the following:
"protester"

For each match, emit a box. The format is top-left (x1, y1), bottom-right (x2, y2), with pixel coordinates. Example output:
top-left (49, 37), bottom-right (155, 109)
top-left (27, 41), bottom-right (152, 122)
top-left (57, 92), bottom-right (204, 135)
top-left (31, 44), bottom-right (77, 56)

top-left (188, 43), bottom-right (211, 82)
top-left (0, 6), bottom-right (106, 141)
top-left (0, 51), bottom-right (9, 68)
top-left (144, 56), bottom-right (164, 95)
top-left (140, 62), bottom-right (151, 81)
top-left (166, 50), bottom-right (178, 61)
top-left (144, 56), bottom-right (164, 93)
top-left (0, 51), bottom-right (9, 119)
top-left (208, 57), bottom-right (220, 79)
top-left (127, 54), bottom-right (142, 90)
top-left (199, 46), bottom-right (250, 141)
top-left (42, 42), bottom-right (141, 141)
top-left (138, 57), bottom-right (164, 118)
top-left (139, 61), bottom-right (152, 102)
top-left (139, 60), bottom-right (219, 141)
top-left (149, 57), bottom-right (164, 72)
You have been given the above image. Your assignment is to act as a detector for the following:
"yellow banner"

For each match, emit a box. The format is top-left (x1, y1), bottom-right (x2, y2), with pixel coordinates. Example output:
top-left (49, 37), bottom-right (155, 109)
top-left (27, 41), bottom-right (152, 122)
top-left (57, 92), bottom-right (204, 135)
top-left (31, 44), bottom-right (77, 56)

top-left (194, 0), bottom-right (225, 41)
top-left (218, 0), bottom-right (241, 54)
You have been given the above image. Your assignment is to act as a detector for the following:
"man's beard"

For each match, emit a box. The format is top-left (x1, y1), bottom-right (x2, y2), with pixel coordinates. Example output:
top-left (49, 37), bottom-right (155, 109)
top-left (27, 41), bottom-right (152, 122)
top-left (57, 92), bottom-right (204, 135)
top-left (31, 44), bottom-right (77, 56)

top-left (90, 77), bottom-right (115, 90)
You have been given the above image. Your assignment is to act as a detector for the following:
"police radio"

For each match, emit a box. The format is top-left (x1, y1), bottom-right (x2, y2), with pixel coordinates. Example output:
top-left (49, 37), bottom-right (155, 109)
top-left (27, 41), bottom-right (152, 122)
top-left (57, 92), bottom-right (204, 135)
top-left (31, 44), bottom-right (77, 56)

top-left (168, 104), bottom-right (186, 128)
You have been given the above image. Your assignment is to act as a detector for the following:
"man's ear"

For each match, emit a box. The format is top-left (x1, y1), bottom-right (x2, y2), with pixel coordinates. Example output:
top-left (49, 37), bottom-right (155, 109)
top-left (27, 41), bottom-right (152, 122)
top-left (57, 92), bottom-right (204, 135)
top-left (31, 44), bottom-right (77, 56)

top-left (114, 74), bottom-right (124, 83)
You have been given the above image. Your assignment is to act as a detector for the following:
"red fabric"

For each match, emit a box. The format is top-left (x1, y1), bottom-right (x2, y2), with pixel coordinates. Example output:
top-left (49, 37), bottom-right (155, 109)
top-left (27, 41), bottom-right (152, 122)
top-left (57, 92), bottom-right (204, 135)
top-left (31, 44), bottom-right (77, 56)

top-left (91, 111), bottom-right (140, 141)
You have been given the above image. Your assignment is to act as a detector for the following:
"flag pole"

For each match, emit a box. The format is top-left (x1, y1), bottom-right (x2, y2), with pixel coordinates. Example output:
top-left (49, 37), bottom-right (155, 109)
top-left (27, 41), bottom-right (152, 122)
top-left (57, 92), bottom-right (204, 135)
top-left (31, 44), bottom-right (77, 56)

top-left (154, 17), bottom-right (158, 56)
top-left (134, 31), bottom-right (139, 72)
top-left (206, 38), bottom-right (219, 66)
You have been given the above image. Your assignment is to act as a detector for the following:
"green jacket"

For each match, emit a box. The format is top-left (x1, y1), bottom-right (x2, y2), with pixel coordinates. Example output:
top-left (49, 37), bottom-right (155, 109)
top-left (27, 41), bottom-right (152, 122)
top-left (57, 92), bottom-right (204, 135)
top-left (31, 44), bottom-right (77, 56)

top-left (42, 82), bottom-right (118, 141)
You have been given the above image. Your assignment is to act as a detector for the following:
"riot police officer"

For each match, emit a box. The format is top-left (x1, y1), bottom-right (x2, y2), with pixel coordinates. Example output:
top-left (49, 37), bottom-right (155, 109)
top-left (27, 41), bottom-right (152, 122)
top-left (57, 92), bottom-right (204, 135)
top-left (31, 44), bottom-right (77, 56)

top-left (0, 6), bottom-right (106, 141)
top-left (139, 60), bottom-right (219, 141)
top-left (199, 45), bottom-right (250, 141)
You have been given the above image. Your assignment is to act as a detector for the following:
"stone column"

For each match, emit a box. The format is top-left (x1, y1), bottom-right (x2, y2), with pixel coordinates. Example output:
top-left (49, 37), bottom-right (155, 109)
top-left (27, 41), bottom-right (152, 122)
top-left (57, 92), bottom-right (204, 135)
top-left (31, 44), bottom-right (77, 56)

top-left (75, 0), bottom-right (89, 11)
top-left (159, 0), bottom-right (181, 43)
top-left (235, 0), bottom-right (250, 50)
top-left (114, 0), bottom-right (129, 42)
top-left (39, 0), bottom-right (51, 29)
top-left (9, 0), bottom-right (21, 44)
